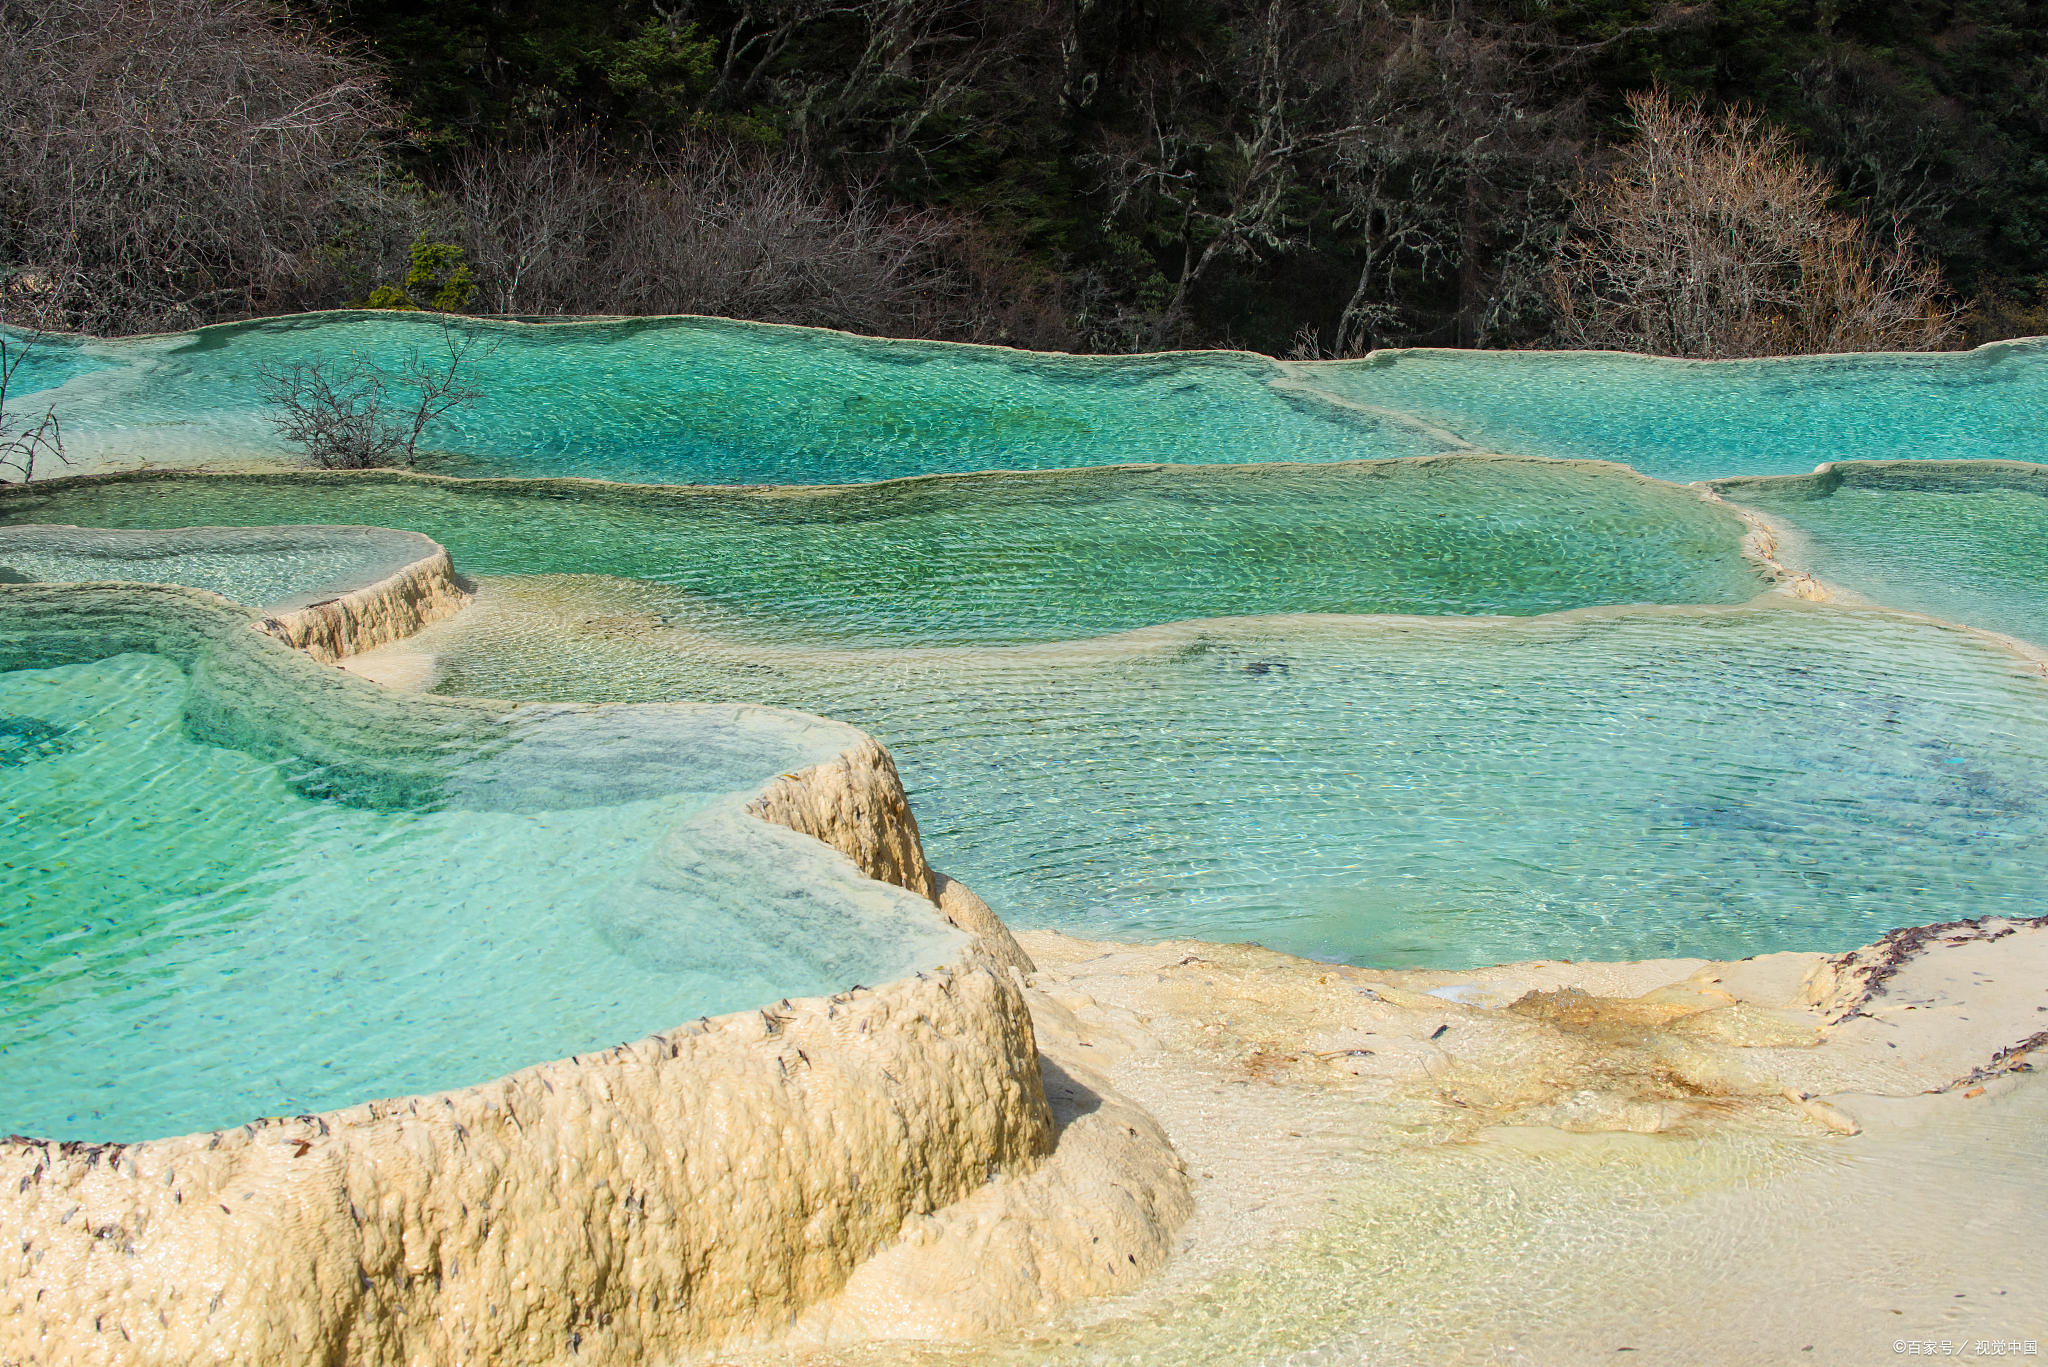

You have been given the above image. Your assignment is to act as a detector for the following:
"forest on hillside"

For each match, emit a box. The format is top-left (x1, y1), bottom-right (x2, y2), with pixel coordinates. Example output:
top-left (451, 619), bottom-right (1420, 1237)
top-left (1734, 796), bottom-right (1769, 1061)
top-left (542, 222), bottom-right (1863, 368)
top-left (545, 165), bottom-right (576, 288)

top-left (3, 0), bottom-right (2046, 355)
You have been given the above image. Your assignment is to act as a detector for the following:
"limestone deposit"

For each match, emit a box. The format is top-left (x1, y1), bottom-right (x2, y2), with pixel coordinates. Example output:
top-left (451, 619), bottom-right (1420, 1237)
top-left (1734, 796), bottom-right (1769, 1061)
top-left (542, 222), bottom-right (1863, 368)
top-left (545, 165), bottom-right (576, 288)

top-left (0, 582), bottom-right (1191, 1367)
top-left (711, 918), bottom-right (2046, 1366)
top-left (1006, 916), bottom-right (2047, 1148)
top-left (0, 523), bottom-right (471, 662)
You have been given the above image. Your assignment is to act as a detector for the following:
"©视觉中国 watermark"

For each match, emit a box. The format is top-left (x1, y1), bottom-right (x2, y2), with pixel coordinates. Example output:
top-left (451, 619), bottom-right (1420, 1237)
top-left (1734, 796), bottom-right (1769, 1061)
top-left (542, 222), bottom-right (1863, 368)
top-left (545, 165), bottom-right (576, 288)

top-left (1896, 1342), bottom-right (2040, 1357)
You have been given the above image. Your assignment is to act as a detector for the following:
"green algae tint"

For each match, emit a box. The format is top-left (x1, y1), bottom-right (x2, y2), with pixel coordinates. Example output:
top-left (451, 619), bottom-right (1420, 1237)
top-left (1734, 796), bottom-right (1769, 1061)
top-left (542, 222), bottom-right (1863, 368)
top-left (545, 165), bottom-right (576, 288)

top-left (0, 460), bottom-right (1766, 646)
top-left (0, 524), bottom-right (434, 614)
top-left (1290, 341), bottom-right (2048, 482)
top-left (402, 592), bottom-right (2048, 970)
top-left (34, 313), bottom-right (1442, 484)
top-left (0, 647), bottom-right (959, 1142)
top-left (28, 312), bottom-right (2048, 486)
top-left (1715, 463), bottom-right (2048, 649)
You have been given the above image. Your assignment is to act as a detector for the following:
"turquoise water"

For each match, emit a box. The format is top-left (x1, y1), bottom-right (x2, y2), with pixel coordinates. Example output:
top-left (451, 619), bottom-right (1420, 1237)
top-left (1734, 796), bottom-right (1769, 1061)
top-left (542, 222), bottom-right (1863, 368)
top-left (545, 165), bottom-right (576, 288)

top-left (1296, 342), bottom-right (2048, 482)
top-left (35, 313), bottom-right (1443, 484)
top-left (27, 312), bottom-right (2048, 485)
top-left (0, 524), bottom-right (430, 612)
top-left (0, 326), bottom-right (120, 404)
top-left (9, 314), bottom-right (2048, 1138)
top-left (0, 643), bottom-right (959, 1141)
top-left (402, 585), bottom-right (2048, 969)
top-left (1719, 465), bottom-right (2048, 649)
top-left (0, 463), bottom-right (1766, 645)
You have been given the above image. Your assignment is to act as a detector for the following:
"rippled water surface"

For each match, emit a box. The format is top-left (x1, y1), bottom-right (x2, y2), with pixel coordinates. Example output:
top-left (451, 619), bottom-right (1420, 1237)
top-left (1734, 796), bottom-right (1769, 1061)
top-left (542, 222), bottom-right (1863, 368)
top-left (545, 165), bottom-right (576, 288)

top-left (0, 463), bottom-right (1765, 645)
top-left (0, 524), bottom-right (429, 612)
top-left (23, 312), bottom-right (2048, 484)
top-left (403, 589), bottom-right (2048, 968)
top-left (32, 314), bottom-right (1439, 483)
top-left (0, 651), bottom-right (958, 1140)
top-left (1296, 342), bottom-right (2048, 481)
top-left (1725, 469), bottom-right (2048, 648)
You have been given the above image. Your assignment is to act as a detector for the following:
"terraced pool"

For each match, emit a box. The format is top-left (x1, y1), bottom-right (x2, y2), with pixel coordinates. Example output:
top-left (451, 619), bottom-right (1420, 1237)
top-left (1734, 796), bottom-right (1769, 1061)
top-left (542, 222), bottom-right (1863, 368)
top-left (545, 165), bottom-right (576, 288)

top-left (0, 588), bottom-right (959, 1140)
top-left (1717, 461), bottom-right (2048, 649)
top-left (0, 460), bottom-right (1767, 644)
top-left (18, 312), bottom-right (2048, 483)
top-left (4, 312), bottom-right (2046, 1146)
top-left (384, 584), bottom-right (2048, 968)
top-left (0, 522), bottom-right (439, 614)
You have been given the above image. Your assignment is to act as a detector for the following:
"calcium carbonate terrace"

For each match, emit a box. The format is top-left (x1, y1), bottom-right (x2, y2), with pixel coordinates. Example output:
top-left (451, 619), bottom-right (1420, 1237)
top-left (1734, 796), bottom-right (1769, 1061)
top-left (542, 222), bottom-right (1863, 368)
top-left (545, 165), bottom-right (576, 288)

top-left (1, 311), bottom-right (2043, 1365)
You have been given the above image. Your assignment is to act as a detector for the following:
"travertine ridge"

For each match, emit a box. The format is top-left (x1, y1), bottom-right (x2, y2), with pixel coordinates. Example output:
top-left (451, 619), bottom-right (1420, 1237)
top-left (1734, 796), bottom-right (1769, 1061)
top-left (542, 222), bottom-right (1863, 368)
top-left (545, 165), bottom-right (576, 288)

top-left (0, 582), bottom-right (1189, 1367)
top-left (258, 540), bottom-right (471, 662)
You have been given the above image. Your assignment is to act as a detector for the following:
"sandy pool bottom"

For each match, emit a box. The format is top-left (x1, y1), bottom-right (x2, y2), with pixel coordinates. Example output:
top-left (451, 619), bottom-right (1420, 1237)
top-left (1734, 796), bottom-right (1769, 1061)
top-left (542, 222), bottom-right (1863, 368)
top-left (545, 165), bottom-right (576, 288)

top-left (717, 929), bottom-right (2046, 1367)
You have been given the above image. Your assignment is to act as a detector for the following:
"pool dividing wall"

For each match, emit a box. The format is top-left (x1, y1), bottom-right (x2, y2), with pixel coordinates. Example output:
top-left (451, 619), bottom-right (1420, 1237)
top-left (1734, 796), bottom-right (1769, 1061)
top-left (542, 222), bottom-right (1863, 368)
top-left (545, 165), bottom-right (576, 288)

top-left (0, 522), bottom-right (472, 660)
top-left (0, 583), bottom-right (1200, 1366)
top-left (1714, 460), bottom-right (2048, 650)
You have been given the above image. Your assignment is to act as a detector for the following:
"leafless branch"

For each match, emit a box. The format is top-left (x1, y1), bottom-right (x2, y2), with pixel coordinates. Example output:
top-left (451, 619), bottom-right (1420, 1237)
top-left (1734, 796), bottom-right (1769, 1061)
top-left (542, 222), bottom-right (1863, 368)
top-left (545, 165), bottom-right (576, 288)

top-left (255, 323), bottom-right (490, 469)
top-left (0, 0), bottom-right (407, 334)
top-left (1549, 87), bottom-right (1960, 357)
top-left (0, 328), bottom-right (68, 484)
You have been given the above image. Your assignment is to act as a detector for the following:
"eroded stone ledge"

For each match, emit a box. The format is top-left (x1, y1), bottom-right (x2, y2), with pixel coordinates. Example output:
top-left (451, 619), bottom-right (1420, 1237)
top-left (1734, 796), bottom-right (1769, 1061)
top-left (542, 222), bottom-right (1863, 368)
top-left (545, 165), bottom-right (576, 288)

top-left (258, 539), bottom-right (471, 662)
top-left (0, 584), bottom-right (1192, 1366)
top-left (0, 522), bottom-right (473, 663)
top-left (0, 962), bottom-right (1052, 1366)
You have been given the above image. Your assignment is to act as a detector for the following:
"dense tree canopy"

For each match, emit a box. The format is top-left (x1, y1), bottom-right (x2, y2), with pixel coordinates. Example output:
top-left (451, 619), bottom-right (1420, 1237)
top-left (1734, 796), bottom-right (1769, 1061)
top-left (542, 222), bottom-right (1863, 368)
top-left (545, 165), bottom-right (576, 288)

top-left (7, 0), bottom-right (2044, 349)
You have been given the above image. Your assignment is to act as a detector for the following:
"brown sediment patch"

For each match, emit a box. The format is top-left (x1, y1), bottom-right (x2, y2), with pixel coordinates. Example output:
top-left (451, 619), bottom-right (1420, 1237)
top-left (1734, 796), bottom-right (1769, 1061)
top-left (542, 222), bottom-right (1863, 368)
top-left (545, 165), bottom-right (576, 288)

top-left (1006, 915), bottom-right (2048, 1148)
top-left (1800, 913), bottom-right (2048, 1021)
top-left (717, 919), bottom-right (2034, 1367)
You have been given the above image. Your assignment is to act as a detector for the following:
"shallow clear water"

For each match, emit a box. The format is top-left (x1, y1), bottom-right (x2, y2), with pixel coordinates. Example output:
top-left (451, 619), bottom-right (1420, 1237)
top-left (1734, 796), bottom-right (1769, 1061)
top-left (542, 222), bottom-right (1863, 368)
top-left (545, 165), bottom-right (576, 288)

top-left (1296, 342), bottom-right (2048, 482)
top-left (0, 463), bottom-right (1765, 644)
top-left (407, 585), bottom-right (2048, 968)
top-left (0, 326), bottom-right (120, 401)
top-left (1724, 471), bottom-right (2048, 649)
top-left (0, 651), bottom-right (959, 1141)
top-left (0, 524), bottom-right (429, 612)
top-left (38, 314), bottom-right (1442, 483)
top-left (768, 1079), bottom-right (2048, 1367)
top-left (28, 312), bottom-right (2048, 485)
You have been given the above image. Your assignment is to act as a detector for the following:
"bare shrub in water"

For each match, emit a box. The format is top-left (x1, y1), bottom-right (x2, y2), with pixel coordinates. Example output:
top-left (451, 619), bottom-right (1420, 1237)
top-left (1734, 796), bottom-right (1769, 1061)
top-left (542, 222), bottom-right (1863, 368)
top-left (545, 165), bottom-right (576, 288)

top-left (256, 325), bottom-right (487, 469)
top-left (0, 328), bottom-right (67, 483)
top-left (0, 0), bottom-right (404, 334)
top-left (1549, 88), bottom-right (1960, 358)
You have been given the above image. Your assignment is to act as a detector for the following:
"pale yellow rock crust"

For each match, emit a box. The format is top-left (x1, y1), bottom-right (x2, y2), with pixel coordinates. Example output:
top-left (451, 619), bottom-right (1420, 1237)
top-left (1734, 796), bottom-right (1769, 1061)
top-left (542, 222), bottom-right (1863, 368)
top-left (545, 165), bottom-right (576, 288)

top-left (747, 748), bottom-right (1039, 978)
top-left (0, 963), bottom-right (1050, 1367)
top-left (257, 542), bottom-right (472, 663)
top-left (0, 590), bottom-right (1190, 1367)
top-left (1013, 913), bottom-right (2048, 1147)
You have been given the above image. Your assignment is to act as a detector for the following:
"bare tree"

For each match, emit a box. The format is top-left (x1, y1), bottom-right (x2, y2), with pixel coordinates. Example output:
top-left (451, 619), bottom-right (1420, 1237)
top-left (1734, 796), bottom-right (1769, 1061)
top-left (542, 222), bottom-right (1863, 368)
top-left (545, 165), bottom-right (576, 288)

top-left (256, 325), bottom-right (488, 469)
top-left (0, 0), bottom-right (407, 334)
top-left (1091, 0), bottom-right (1372, 350)
top-left (440, 134), bottom-right (1012, 339)
top-left (0, 328), bottom-right (67, 484)
top-left (705, 0), bottom-right (1050, 180)
top-left (1549, 88), bottom-right (1959, 357)
top-left (1087, 0), bottom-right (1686, 354)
